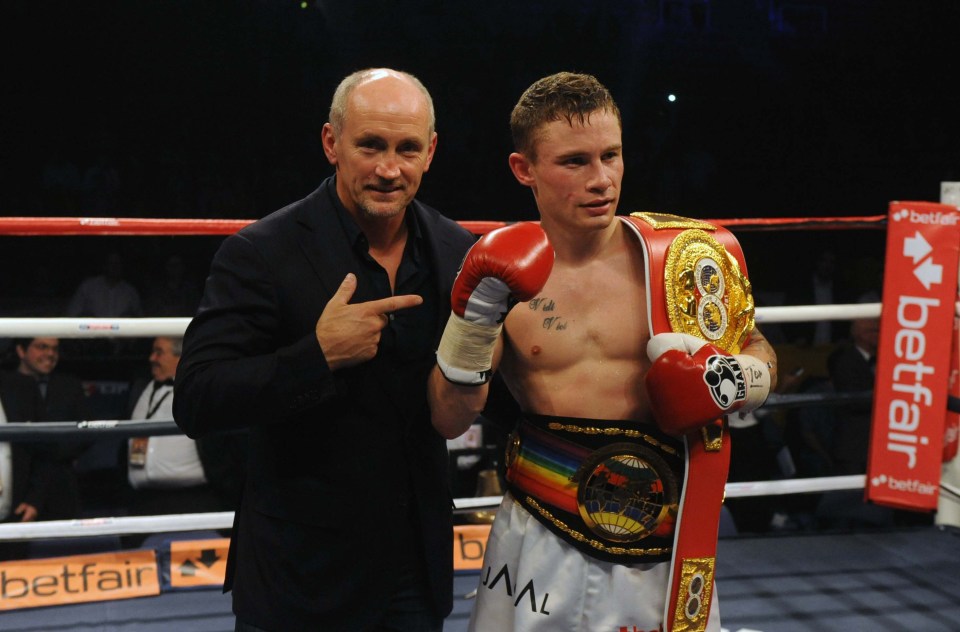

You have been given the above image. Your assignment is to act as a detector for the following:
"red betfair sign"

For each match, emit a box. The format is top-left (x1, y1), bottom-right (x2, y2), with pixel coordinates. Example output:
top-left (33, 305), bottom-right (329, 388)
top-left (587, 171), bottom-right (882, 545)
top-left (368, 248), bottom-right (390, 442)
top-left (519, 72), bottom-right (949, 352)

top-left (867, 201), bottom-right (960, 511)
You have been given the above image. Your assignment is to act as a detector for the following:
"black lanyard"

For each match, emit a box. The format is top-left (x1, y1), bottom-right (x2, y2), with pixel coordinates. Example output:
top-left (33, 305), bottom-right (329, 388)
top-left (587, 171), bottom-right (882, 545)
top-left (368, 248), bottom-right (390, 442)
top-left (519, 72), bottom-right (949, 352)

top-left (146, 385), bottom-right (172, 420)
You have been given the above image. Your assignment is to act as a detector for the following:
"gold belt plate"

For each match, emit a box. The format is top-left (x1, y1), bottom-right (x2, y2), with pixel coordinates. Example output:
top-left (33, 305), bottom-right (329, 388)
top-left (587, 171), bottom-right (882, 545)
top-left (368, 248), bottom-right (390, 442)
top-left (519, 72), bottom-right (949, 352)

top-left (663, 229), bottom-right (754, 354)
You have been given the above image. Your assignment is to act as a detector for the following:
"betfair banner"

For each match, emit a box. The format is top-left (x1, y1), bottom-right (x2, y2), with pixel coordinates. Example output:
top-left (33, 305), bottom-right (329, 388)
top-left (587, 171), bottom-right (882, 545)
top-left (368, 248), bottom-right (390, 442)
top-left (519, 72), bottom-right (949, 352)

top-left (0, 549), bottom-right (159, 611)
top-left (868, 201), bottom-right (960, 511)
top-left (0, 525), bottom-right (495, 612)
top-left (453, 524), bottom-right (491, 571)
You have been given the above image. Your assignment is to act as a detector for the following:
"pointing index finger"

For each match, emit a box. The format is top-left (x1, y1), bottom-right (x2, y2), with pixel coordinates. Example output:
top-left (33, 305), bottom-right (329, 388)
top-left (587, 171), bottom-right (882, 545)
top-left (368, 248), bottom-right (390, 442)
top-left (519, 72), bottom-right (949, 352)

top-left (370, 294), bottom-right (424, 315)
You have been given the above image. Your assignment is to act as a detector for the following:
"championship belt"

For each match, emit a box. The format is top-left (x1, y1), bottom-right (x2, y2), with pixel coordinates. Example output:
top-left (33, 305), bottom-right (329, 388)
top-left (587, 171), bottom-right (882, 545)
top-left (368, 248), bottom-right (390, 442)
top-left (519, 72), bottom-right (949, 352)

top-left (505, 414), bottom-right (685, 565)
top-left (621, 212), bottom-right (755, 632)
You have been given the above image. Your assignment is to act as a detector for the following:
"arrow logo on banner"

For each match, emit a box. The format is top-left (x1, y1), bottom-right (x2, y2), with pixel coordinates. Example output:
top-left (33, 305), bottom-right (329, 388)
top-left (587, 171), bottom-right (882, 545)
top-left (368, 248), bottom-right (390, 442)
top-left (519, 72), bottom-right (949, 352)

top-left (198, 549), bottom-right (220, 568)
top-left (903, 231), bottom-right (943, 290)
top-left (904, 231), bottom-right (933, 263)
top-left (914, 258), bottom-right (943, 290)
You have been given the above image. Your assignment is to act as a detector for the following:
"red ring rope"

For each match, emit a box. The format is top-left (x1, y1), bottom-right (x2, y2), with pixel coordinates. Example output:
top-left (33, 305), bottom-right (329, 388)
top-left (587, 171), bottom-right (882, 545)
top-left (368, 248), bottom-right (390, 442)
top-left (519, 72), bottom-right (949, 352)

top-left (0, 215), bottom-right (887, 236)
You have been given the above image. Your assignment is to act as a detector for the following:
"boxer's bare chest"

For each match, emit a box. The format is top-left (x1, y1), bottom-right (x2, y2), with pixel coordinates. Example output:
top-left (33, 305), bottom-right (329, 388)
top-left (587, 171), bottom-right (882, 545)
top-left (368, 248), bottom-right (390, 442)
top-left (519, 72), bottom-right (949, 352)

top-left (503, 236), bottom-right (650, 381)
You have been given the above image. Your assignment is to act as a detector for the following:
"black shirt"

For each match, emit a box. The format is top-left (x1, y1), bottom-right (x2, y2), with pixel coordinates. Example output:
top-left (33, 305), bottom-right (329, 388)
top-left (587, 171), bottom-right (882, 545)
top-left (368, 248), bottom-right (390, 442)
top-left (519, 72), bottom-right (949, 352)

top-left (326, 183), bottom-right (440, 500)
top-left (329, 183), bottom-right (439, 362)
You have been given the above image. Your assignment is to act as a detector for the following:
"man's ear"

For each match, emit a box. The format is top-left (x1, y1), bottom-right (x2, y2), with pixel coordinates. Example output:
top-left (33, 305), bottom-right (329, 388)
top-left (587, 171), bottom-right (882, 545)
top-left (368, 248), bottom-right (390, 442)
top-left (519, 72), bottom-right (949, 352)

top-left (423, 131), bottom-right (438, 172)
top-left (508, 152), bottom-right (535, 187)
top-left (321, 123), bottom-right (338, 166)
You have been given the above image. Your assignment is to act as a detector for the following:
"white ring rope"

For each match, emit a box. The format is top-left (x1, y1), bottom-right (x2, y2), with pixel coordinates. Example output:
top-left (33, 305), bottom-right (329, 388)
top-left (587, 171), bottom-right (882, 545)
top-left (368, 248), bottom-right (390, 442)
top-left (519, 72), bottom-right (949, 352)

top-left (755, 303), bottom-right (878, 323)
top-left (0, 317), bottom-right (191, 338)
top-left (0, 477), bottom-right (869, 542)
top-left (723, 475), bottom-right (865, 498)
top-left (0, 513), bottom-right (234, 542)
top-left (6, 301), bottom-right (960, 338)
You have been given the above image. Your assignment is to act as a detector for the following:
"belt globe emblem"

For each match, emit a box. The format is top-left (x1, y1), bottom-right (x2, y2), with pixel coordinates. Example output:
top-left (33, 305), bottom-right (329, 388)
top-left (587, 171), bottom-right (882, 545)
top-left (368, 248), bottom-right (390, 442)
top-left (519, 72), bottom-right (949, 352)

top-left (575, 444), bottom-right (679, 543)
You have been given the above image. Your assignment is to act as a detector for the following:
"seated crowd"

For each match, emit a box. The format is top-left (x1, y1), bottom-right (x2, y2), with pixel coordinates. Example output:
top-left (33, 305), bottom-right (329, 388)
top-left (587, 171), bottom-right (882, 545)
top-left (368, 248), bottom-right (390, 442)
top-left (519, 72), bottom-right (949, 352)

top-left (0, 335), bottom-right (246, 548)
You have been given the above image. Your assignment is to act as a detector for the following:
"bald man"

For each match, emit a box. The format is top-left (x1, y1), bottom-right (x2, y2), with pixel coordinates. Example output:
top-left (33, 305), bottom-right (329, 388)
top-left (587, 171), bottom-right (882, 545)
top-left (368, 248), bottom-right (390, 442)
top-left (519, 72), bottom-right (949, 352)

top-left (174, 69), bottom-right (476, 631)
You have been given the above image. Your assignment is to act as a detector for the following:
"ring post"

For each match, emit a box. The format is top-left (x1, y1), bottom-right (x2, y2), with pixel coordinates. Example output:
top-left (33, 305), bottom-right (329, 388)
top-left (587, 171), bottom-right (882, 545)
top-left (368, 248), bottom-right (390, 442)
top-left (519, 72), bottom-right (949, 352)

top-left (937, 182), bottom-right (960, 528)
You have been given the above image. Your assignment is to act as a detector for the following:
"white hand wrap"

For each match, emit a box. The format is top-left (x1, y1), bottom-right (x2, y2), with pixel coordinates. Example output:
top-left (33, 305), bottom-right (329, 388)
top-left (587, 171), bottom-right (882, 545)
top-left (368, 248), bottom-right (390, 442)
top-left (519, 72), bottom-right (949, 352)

top-left (734, 353), bottom-right (772, 413)
top-left (436, 313), bottom-right (501, 386)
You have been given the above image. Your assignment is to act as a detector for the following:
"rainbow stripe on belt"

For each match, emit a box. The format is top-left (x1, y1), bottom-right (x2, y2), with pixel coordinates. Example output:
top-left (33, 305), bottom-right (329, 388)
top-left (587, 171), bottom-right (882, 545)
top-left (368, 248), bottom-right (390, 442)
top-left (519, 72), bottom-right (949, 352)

top-left (504, 415), bottom-right (683, 564)
top-left (506, 420), bottom-right (588, 515)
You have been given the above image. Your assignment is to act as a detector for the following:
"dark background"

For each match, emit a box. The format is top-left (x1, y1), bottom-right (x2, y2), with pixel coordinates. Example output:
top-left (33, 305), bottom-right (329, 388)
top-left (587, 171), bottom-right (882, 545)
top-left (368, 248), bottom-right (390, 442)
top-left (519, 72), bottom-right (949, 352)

top-left (1, 1), bottom-right (949, 532)
top-left (2, 0), bottom-right (959, 315)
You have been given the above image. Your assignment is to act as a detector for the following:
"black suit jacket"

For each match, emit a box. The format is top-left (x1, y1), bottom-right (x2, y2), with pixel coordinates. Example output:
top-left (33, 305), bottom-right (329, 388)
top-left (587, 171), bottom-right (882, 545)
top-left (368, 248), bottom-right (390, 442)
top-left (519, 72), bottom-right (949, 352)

top-left (0, 371), bottom-right (57, 521)
top-left (39, 372), bottom-right (89, 423)
top-left (827, 343), bottom-right (875, 474)
top-left (34, 372), bottom-right (89, 519)
top-left (174, 178), bottom-right (475, 631)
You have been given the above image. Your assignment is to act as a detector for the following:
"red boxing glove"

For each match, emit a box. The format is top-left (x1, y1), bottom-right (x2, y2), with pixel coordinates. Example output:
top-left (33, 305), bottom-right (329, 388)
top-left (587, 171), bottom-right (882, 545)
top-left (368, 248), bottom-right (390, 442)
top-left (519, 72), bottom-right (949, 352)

top-left (451, 222), bottom-right (554, 324)
top-left (645, 333), bottom-right (771, 435)
top-left (437, 222), bottom-right (554, 385)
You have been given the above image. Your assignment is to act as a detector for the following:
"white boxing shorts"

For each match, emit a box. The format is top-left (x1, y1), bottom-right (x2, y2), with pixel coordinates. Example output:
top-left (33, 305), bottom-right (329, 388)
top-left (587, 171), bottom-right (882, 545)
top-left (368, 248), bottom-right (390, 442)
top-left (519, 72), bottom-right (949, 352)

top-left (467, 492), bottom-right (721, 632)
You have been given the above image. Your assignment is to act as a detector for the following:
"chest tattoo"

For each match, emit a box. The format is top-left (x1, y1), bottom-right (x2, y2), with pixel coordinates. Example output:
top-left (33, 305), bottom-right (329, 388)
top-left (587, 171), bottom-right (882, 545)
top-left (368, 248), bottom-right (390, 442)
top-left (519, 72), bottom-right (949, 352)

top-left (542, 317), bottom-right (567, 331)
top-left (528, 297), bottom-right (556, 312)
top-left (528, 297), bottom-right (567, 331)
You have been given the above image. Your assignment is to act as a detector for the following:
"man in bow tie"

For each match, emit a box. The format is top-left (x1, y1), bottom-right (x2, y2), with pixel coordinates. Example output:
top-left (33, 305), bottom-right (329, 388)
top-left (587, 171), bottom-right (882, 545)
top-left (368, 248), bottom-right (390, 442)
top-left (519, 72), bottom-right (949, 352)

top-left (125, 336), bottom-right (223, 518)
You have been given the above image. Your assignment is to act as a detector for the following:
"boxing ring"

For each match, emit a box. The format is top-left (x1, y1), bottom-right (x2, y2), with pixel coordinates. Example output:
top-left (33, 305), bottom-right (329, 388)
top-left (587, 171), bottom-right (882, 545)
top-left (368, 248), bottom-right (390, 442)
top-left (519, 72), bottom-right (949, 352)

top-left (1, 213), bottom-right (960, 631)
